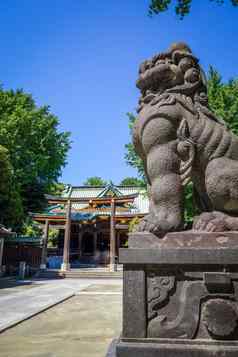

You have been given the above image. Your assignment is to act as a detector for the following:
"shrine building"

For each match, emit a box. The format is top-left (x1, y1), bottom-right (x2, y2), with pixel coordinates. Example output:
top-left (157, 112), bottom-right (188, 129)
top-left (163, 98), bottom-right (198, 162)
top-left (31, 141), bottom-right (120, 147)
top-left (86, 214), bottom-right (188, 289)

top-left (32, 184), bottom-right (149, 271)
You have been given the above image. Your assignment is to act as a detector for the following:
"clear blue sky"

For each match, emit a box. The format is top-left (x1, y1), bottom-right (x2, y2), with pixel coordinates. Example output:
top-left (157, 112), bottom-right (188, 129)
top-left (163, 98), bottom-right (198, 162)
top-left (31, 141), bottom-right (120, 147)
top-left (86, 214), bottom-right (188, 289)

top-left (0, 1), bottom-right (237, 185)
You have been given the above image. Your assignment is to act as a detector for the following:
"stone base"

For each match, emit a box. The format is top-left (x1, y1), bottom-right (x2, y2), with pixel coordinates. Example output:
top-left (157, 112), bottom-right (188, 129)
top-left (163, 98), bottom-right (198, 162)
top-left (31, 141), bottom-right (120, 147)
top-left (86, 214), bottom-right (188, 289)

top-left (40, 264), bottom-right (46, 270)
top-left (106, 231), bottom-right (238, 357)
top-left (109, 263), bottom-right (117, 272)
top-left (60, 262), bottom-right (70, 271)
top-left (128, 230), bottom-right (238, 249)
top-left (111, 339), bottom-right (238, 357)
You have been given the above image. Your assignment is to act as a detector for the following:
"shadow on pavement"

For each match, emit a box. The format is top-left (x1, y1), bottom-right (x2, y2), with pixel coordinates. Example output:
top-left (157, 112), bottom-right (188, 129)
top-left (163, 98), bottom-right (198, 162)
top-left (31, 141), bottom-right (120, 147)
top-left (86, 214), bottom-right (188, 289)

top-left (0, 277), bottom-right (33, 290)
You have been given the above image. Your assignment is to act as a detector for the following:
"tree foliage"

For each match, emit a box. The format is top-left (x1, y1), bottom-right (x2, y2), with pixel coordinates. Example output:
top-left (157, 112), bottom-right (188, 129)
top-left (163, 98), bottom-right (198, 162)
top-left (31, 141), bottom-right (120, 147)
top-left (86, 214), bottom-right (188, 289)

top-left (83, 176), bottom-right (108, 186)
top-left (207, 66), bottom-right (238, 135)
top-left (149, 0), bottom-right (238, 19)
top-left (48, 182), bottom-right (66, 196)
top-left (124, 113), bottom-right (145, 179)
top-left (47, 227), bottom-right (59, 247)
top-left (125, 67), bottom-right (238, 223)
top-left (0, 88), bottom-right (71, 229)
top-left (22, 218), bottom-right (43, 237)
top-left (0, 145), bottom-right (23, 227)
top-left (120, 176), bottom-right (144, 186)
top-left (128, 216), bottom-right (141, 234)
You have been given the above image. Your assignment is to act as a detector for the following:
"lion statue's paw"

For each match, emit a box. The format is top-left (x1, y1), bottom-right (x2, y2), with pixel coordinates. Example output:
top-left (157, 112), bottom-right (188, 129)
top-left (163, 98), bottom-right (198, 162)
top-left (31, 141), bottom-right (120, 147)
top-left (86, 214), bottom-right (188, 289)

top-left (136, 214), bottom-right (163, 236)
top-left (193, 211), bottom-right (229, 232)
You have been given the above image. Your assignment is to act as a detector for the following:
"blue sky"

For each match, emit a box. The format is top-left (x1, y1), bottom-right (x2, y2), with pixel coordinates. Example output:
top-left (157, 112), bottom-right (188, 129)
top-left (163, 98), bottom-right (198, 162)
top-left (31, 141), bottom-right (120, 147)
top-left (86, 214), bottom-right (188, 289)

top-left (0, 1), bottom-right (237, 185)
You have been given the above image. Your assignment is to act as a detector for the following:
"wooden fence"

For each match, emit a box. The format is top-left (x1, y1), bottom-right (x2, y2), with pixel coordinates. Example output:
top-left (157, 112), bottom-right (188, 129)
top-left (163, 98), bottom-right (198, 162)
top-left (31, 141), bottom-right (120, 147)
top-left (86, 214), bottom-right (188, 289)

top-left (3, 244), bottom-right (42, 271)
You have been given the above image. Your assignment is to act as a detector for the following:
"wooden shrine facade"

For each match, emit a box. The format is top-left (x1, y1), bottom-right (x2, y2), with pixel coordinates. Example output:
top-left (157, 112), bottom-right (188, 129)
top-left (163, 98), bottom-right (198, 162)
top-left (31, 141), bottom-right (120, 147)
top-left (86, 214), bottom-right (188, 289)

top-left (32, 184), bottom-right (149, 271)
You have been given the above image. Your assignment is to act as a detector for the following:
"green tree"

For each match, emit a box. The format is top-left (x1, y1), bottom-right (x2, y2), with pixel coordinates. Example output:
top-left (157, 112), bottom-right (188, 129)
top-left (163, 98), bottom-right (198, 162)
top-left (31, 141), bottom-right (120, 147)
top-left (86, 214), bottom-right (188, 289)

top-left (0, 145), bottom-right (12, 213)
top-left (48, 182), bottom-right (66, 196)
top-left (0, 88), bottom-right (71, 229)
top-left (128, 216), bottom-right (141, 233)
top-left (83, 176), bottom-right (107, 186)
top-left (0, 145), bottom-right (24, 227)
top-left (149, 0), bottom-right (238, 19)
top-left (207, 66), bottom-right (238, 135)
top-left (47, 228), bottom-right (59, 247)
top-left (125, 67), bottom-right (238, 223)
top-left (22, 218), bottom-right (43, 237)
top-left (120, 177), bottom-right (145, 187)
top-left (124, 113), bottom-right (145, 179)
top-left (21, 218), bottom-right (59, 247)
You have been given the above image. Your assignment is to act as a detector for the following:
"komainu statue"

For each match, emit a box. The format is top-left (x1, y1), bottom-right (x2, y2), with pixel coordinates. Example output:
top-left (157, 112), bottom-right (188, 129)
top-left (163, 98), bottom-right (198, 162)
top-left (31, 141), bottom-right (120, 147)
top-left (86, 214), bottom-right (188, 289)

top-left (106, 42), bottom-right (238, 357)
top-left (133, 42), bottom-right (238, 236)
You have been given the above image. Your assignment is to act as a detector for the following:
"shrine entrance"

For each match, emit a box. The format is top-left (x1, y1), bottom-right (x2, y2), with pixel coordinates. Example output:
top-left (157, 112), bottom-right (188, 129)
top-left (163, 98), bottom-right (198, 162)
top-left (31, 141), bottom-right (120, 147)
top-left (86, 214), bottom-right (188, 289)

top-left (82, 232), bottom-right (94, 255)
top-left (97, 232), bottom-right (110, 252)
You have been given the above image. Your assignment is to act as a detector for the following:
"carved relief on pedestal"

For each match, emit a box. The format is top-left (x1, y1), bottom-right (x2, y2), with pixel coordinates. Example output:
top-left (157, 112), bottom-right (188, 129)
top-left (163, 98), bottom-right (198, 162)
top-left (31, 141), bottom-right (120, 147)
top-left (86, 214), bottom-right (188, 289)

top-left (202, 298), bottom-right (238, 339)
top-left (147, 270), bottom-right (238, 340)
top-left (147, 272), bottom-right (175, 321)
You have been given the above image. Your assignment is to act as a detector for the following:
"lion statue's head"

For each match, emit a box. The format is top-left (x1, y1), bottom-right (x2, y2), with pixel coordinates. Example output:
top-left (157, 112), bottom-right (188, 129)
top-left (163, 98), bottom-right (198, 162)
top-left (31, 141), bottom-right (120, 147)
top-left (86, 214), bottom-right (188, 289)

top-left (136, 42), bottom-right (207, 113)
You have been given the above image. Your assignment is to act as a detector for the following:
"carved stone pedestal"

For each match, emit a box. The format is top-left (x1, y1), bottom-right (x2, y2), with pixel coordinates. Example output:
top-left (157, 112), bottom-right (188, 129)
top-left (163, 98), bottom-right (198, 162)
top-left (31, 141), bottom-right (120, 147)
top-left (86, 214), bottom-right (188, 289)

top-left (106, 231), bottom-right (238, 357)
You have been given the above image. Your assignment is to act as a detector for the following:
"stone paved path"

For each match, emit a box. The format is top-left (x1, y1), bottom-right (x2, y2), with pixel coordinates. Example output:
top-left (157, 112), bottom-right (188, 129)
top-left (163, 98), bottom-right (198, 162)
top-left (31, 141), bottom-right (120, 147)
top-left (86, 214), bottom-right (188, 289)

top-left (0, 280), bottom-right (122, 357)
top-left (0, 278), bottom-right (121, 333)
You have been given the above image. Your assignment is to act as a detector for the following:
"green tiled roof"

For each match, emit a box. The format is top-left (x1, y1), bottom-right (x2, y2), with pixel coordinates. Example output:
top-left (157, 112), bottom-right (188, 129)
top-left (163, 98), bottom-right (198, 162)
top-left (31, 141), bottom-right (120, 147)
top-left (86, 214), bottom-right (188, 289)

top-left (5, 235), bottom-right (41, 245)
top-left (43, 184), bottom-right (149, 220)
top-left (65, 184), bottom-right (149, 214)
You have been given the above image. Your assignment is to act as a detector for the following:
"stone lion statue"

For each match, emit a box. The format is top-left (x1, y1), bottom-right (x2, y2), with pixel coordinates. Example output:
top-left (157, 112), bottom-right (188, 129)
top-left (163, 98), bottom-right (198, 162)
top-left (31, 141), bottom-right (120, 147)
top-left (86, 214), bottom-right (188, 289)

top-left (133, 42), bottom-right (238, 236)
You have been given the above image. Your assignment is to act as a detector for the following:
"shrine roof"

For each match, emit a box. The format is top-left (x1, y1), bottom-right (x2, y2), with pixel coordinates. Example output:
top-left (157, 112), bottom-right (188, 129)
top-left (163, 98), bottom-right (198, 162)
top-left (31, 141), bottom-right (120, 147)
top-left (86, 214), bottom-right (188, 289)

top-left (60, 184), bottom-right (149, 215)
top-left (33, 184), bottom-right (149, 221)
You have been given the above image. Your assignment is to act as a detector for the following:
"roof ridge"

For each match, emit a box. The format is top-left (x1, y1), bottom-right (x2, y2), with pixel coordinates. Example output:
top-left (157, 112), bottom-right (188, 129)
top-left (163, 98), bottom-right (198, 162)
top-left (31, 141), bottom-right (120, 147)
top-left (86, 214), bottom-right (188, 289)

top-left (61, 185), bottom-right (146, 192)
top-left (70, 185), bottom-right (106, 188)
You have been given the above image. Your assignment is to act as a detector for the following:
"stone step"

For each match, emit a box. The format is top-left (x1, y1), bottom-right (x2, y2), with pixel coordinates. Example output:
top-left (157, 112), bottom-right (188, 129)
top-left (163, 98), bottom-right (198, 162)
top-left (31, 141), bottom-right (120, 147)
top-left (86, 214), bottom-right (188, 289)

top-left (63, 272), bottom-right (122, 279)
top-left (35, 270), bottom-right (63, 279)
top-left (36, 269), bottom-right (122, 279)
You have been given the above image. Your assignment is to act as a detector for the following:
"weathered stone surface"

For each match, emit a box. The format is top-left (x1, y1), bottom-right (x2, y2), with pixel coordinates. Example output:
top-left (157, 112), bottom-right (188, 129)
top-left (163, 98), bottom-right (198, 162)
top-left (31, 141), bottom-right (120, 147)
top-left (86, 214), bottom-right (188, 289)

top-left (132, 42), bottom-right (238, 236)
top-left (129, 231), bottom-right (238, 249)
top-left (204, 272), bottom-right (232, 293)
top-left (128, 231), bottom-right (163, 248)
top-left (119, 247), bottom-right (238, 265)
top-left (115, 340), bottom-right (238, 357)
top-left (202, 299), bottom-right (238, 338)
top-left (106, 235), bottom-right (238, 355)
top-left (122, 266), bottom-right (146, 338)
